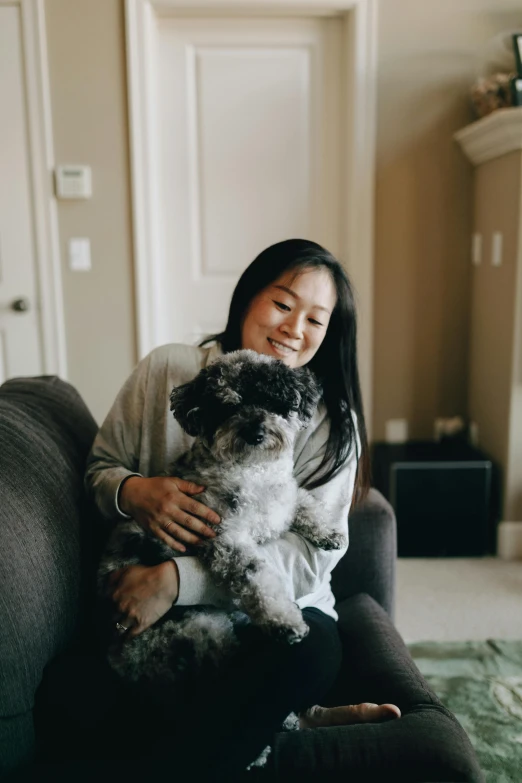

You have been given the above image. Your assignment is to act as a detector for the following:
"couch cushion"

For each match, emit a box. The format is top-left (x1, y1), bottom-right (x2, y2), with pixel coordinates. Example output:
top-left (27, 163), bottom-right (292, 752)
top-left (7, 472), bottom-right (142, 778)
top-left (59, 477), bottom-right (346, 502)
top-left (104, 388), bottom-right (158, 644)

top-left (0, 376), bottom-right (97, 773)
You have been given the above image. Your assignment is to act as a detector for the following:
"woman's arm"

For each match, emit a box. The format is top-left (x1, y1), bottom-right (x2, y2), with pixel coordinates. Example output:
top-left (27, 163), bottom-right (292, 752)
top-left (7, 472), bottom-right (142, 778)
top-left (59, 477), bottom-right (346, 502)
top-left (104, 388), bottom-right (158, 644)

top-left (85, 353), bottom-right (151, 519)
top-left (85, 347), bottom-right (220, 547)
top-left (86, 346), bottom-right (228, 625)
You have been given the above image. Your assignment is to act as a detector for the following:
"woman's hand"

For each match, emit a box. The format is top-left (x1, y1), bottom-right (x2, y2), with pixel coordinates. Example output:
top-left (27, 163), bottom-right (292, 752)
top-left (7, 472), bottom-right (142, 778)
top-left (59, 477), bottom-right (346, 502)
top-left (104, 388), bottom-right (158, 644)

top-left (109, 561), bottom-right (179, 638)
top-left (119, 476), bottom-right (220, 552)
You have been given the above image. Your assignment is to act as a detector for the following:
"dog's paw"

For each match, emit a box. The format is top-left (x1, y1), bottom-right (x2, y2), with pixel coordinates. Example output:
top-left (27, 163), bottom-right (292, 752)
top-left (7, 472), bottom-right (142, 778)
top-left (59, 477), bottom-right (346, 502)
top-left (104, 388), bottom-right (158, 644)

top-left (246, 745), bottom-right (272, 770)
top-left (269, 618), bottom-right (309, 645)
top-left (310, 530), bottom-right (347, 550)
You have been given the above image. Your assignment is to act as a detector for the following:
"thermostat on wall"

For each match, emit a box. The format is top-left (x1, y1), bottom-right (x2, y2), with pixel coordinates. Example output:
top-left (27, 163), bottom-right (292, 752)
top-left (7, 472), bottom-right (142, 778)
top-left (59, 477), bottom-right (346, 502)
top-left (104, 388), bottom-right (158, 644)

top-left (55, 165), bottom-right (92, 199)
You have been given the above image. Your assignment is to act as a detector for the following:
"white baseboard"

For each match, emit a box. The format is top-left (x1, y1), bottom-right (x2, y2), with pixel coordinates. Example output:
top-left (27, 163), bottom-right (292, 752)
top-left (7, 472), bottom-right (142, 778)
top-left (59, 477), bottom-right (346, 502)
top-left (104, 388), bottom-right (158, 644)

top-left (497, 521), bottom-right (522, 560)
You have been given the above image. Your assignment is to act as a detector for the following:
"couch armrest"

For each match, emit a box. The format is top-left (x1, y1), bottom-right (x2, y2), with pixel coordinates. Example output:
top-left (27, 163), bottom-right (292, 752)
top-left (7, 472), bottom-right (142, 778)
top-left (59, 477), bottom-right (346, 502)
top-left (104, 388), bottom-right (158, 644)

top-left (331, 488), bottom-right (397, 619)
top-left (0, 376), bottom-right (98, 774)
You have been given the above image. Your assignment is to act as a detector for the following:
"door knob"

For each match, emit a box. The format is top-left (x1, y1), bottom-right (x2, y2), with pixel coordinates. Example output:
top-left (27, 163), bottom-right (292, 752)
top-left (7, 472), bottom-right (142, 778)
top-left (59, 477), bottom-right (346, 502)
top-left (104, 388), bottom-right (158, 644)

top-left (11, 297), bottom-right (30, 312)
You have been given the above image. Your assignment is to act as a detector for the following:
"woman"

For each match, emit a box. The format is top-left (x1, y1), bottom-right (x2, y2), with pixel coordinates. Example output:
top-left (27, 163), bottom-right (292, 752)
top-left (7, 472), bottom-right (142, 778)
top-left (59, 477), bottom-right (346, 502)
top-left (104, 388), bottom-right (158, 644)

top-left (85, 238), bottom-right (400, 780)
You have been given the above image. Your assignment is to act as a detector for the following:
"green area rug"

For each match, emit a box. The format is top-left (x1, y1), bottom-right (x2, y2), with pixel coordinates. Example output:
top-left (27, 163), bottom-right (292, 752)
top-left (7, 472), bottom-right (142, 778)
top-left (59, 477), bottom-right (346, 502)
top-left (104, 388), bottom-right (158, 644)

top-left (408, 639), bottom-right (522, 783)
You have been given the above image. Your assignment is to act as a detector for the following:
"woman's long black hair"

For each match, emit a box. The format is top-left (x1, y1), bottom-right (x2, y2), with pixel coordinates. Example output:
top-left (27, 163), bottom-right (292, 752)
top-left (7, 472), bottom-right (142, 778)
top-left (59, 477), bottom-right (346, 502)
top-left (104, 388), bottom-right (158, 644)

top-left (201, 239), bottom-right (370, 504)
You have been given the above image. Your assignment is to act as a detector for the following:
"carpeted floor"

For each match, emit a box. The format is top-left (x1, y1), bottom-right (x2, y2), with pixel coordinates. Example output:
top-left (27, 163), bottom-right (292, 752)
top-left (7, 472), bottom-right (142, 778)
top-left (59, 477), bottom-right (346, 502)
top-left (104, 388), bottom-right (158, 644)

top-left (397, 558), bottom-right (522, 642)
top-left (409, 639), bottom-right (522, 783)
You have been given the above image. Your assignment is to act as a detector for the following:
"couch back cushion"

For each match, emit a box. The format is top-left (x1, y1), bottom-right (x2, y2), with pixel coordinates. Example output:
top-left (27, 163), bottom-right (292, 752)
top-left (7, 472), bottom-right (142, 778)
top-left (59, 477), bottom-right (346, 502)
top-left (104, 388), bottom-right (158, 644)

top-left (0, 376), bottom-right (97, 768)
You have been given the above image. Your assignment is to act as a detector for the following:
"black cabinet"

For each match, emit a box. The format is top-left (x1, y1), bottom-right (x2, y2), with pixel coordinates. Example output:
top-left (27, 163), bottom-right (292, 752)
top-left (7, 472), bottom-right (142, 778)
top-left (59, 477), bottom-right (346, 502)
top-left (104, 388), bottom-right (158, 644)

top-left (372, 441), bottom-right (494, 557)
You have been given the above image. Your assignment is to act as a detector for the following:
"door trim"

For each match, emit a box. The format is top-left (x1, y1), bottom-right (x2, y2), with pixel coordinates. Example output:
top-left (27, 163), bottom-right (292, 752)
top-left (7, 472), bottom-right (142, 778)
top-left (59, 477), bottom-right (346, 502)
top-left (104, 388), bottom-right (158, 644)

top-left (1, 0), bottom-right (67, 378)
top-left (125, 0), bottom-right (377, 431)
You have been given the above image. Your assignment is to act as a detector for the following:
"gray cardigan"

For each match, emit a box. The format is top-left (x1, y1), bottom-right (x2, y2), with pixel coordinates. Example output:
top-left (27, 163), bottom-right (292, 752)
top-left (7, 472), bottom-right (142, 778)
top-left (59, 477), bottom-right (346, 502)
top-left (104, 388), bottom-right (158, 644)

top-left (85, 343), bottom-right (359, 620)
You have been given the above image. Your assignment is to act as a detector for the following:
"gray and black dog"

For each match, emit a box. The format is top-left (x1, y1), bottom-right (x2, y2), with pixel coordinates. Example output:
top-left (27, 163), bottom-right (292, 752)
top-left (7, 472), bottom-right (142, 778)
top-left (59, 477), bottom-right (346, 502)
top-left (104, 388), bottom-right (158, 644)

top-left (98, 349), bottom-right (346, 689)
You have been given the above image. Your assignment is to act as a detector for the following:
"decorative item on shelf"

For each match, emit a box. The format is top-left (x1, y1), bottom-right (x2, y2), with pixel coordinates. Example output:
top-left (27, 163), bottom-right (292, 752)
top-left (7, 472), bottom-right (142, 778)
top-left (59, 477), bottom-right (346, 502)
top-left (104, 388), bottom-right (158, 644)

top-left (512, 78), bottom-right (522, 107)
top-left (511, 33), bottom-right (522, 107)
top-left (470, 73), bottom-right (515, 119)
top-left (513, 33), bottom-right (522, 76)
top-left (433, 416), bottom-right (479, 447)
top-left (468, 31), bottom-right (522, 119)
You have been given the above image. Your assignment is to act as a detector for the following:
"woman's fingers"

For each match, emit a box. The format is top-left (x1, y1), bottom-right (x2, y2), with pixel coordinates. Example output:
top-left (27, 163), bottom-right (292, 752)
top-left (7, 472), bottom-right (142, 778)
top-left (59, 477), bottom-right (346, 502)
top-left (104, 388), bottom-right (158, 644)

top-left (113, 611), bottom-right (148, 639)
top-left (162, 517), bottom-right (214, 546)
top-left (124, 476), bottom-right (221, 546)
top-left (173, 478), bottom-right (205, 495)
top-left (184, 497), bottom-right (221, 526)
top-left (127, 622), bottom-right (146, 639)
top-left (178, 506), bottom-right (219, 536)
top-left (155, 526), bottom-right (187, 553)
top-left (110, 563), bottom-right (180, 638)
top-left (122, 614), bottom-right (147, 638)
top-left (149, 511), bottom-right (216, 551)
top-left (114, 618), bottom-right (132, 636)
top-left (171, 477), bottom-right (221, 525)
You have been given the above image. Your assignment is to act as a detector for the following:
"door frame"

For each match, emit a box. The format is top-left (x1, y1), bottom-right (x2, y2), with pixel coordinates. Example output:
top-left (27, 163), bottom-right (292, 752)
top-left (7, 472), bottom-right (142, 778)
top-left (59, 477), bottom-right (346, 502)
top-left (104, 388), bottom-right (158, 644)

top-left (125, 0), bottom-right (377, 429)
top-left (0, 0), bottom-right (67, 378)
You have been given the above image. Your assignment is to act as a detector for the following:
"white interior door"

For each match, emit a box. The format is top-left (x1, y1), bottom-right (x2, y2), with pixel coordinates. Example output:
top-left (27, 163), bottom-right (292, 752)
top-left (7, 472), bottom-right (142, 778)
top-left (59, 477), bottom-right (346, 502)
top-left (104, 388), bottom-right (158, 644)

top-left (0, 6), bottom-right (43, 381)
top-left (152, 15), bottom-right (343, 345)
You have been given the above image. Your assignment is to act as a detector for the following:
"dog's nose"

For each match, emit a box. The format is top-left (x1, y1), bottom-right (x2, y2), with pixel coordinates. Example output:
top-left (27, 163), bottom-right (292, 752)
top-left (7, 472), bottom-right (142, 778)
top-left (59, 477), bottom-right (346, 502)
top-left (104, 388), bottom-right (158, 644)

top-left (241, 422), bottom-right (265, 445)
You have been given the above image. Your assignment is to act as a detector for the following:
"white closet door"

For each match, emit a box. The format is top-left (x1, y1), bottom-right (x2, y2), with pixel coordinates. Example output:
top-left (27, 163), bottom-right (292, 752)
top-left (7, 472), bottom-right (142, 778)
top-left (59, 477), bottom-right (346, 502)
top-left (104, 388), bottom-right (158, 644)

top-left (152, 15), bottom-right (342, 345)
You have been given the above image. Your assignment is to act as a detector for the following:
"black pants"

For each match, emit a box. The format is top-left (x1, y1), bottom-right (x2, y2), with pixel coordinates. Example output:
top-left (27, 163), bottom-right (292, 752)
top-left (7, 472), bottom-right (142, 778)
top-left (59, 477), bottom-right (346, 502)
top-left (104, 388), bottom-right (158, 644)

top-left (176, 607), bottom-right (341, 779)
top-left (25, 607), bottom-right (341, 782)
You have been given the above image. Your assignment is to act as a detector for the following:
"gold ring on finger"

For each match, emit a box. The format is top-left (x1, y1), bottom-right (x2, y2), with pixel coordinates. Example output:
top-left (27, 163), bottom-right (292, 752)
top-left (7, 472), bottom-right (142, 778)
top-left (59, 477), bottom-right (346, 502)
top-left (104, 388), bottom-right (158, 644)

top-left (165, 520), bottom-right (174, 533)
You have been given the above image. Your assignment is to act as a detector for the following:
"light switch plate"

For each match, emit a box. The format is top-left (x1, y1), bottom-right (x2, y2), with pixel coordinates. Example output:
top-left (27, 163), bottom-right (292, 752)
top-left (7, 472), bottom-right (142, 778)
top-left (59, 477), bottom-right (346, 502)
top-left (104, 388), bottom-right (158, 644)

top-left (472, 233), bottom-right (482, 266)
top-left (492, 232), bottom-right (503, 267)
top-left (68, 238), bottom-right (91, 271)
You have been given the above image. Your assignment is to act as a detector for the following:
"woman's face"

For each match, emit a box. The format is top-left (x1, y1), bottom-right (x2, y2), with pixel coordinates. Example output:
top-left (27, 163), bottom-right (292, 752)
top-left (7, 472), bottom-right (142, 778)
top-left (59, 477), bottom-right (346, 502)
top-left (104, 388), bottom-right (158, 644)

top-left (241, 267), bottom-right (337, 368)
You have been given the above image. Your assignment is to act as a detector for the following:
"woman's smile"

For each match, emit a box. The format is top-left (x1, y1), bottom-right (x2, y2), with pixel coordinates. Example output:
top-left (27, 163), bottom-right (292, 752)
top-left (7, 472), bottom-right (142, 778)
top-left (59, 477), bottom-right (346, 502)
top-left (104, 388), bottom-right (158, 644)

top-left (266, 337), bottom-right (297, 356)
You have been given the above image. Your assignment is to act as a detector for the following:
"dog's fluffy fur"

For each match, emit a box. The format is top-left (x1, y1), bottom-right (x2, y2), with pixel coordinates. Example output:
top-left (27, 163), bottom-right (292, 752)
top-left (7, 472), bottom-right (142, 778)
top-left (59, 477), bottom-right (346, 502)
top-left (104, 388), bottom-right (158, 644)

top-left (98, 350), bottom-right (346, 690)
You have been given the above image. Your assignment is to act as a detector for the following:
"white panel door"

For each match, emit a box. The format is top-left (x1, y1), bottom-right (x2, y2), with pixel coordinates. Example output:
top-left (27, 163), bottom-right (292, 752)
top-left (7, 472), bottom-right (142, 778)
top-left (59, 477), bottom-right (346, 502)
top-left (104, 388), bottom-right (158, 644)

top-left (0, 6), bottom-right (43, 382)
top-left (153, 16), bottom-right (342, 345)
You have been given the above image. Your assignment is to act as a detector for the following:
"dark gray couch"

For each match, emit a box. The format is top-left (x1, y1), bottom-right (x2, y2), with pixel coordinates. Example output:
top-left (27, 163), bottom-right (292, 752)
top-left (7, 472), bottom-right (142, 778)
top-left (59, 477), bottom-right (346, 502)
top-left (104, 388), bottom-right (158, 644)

top-left (0, 376), bottom-right (484, 782)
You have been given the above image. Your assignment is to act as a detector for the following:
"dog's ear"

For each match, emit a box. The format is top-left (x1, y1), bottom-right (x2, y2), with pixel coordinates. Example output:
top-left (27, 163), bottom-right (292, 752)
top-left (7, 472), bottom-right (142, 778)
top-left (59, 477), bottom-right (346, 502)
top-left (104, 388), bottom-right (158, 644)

top-left (170, 373), bottom-right (206, 436)
top-left (293, 367), bottom-right (321, 426)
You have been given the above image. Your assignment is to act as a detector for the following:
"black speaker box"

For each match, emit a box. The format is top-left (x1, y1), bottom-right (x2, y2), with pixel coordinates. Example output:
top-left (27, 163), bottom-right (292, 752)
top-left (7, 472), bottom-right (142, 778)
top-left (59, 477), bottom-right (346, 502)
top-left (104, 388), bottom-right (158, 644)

top-left (372, 441), bottom-right (493, 557)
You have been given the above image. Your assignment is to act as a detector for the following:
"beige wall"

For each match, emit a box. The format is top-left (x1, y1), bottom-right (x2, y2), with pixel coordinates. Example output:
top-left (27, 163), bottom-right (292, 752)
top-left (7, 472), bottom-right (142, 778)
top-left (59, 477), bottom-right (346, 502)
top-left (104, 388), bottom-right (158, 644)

top-left (469, 153), bottom-right (521, 504)
top-left (45, 0), bottom-right (136, 424)
top-left (44, 0), bottom-right (522, 432)
top-left (373, 0), bottom-right (522, 440)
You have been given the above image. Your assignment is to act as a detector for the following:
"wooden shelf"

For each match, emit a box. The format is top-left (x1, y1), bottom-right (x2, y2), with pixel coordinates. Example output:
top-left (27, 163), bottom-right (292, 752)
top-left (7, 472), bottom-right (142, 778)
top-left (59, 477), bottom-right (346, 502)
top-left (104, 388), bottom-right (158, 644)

top-left (454, 107), bottom-right (522, 166)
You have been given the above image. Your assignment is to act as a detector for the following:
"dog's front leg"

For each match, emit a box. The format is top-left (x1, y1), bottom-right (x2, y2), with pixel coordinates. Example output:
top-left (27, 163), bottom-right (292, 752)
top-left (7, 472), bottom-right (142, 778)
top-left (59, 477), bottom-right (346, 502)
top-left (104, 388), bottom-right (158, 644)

top-left (200, 538), bottom-right (309, 644)
top-left (291, 489), bottom-right (347, 550)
